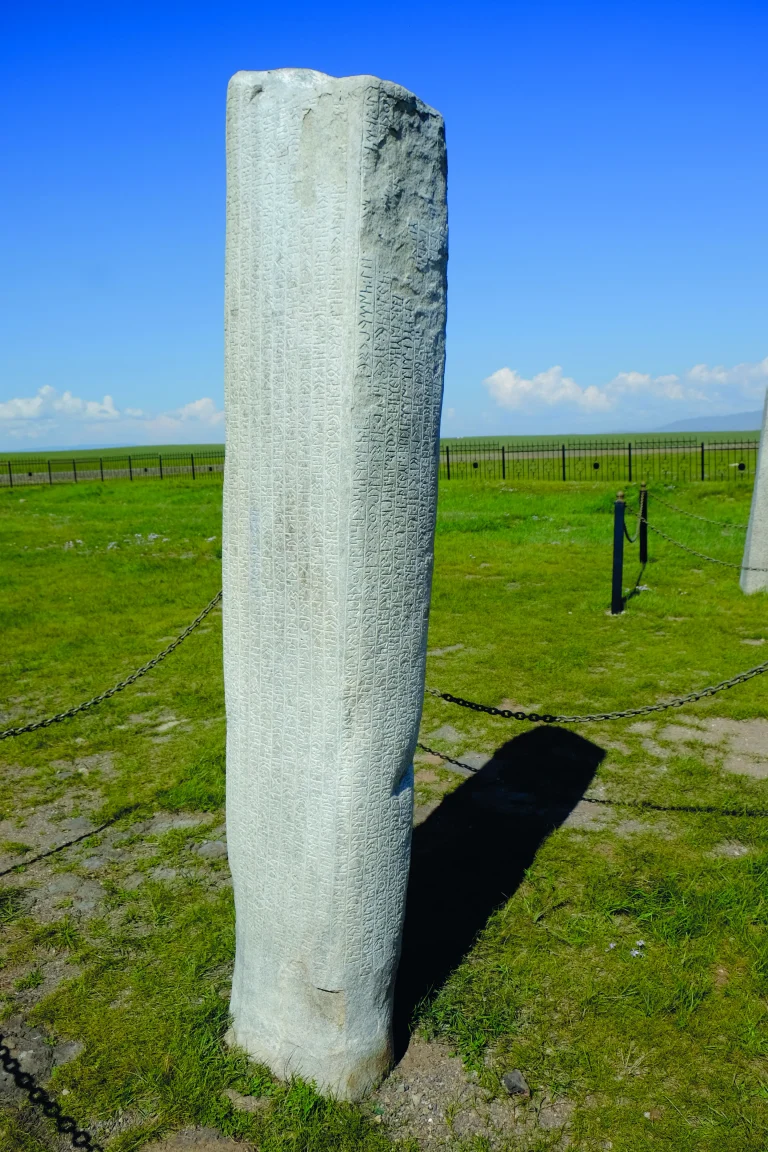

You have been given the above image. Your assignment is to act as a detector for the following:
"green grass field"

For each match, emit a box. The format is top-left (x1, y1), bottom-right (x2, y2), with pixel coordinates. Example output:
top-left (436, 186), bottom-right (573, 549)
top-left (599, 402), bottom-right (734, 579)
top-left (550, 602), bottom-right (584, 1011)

top-left (0, 443), bottom-right (225, 462)
top-left (2, 434), bottom-right (758, 488)
top-left (439, 431), bottom-right (761, 446)
top-left (2, 476), bottom-right (768, 1150)
top-left (0, 431), bottom-right (757, 465)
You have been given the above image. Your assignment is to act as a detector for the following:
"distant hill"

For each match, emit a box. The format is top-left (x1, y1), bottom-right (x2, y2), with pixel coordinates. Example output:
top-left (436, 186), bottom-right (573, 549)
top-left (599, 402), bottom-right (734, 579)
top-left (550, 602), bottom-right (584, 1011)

top-left (654, 411), bottom-right (763, 433)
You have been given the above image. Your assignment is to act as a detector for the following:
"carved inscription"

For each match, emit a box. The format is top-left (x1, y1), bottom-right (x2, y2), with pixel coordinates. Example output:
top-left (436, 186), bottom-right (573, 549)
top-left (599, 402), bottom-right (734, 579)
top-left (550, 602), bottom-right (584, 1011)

top-left (223, 69), bottom-right (447, 1098)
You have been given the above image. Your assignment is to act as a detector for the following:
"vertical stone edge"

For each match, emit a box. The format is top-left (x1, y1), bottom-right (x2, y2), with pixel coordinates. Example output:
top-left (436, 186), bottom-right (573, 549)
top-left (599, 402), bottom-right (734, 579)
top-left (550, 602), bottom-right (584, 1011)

top-left (741, 389), bottom-right (768, 593)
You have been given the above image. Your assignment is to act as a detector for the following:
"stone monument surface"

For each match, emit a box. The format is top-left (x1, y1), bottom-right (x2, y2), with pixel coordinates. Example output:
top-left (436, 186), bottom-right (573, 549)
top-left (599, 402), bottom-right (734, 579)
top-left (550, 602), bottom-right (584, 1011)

top-left (741, 391), bottom-right (768, 593)
top-left (223, 68), bottom-right (447, 1099)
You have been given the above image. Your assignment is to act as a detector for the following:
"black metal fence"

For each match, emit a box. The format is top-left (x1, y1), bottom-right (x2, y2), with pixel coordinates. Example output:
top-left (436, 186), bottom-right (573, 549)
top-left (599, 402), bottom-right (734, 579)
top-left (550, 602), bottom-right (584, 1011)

top-left (0, 449), bottom-right (225, 488)
top-left (0, 438), bottom-right (760, 489)
top-left (439, 438), bottom-right (759, 483)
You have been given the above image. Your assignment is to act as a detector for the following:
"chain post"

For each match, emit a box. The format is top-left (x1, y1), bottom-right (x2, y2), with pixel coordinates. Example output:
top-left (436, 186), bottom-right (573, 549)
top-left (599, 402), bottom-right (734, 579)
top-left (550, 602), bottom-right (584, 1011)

top-left (128, 455), bottom-right (133, 481)
top-left (446, 445), bottom-right (450, 480)
top-left (159, 453), bottom-right (163, 480)
top-left (501, 444), bottom-right (505, 480)
top-left (701, 441), bottom-right (705, 481)
top-left (48, 460), bottom-right (53, 485)
top-left (628, 442), bottom-right (632, 482)
top-left (7, 460), bottom-right (12, 488)
top-left (611, 490), bottom-right (625, 614)
top-left (99, 457), bottom-right (104, 482)
top-left (561, 443), bottom-right (566, 481)
top-left (639, 482), bottom-right (648, 565)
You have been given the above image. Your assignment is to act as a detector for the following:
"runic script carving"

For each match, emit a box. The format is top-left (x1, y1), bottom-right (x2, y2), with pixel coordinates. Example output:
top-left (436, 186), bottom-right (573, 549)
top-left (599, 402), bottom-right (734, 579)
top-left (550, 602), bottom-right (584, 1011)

top-left (223, 69), bottom-right (447, 1099)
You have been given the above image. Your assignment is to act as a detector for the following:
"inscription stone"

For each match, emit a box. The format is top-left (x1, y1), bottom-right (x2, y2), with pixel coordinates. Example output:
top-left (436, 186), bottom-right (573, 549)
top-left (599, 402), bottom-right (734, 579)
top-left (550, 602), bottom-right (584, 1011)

top-left (223, 68), bottom-right (447, 1099)
top-left (742, 391), bottom-right (768, 593)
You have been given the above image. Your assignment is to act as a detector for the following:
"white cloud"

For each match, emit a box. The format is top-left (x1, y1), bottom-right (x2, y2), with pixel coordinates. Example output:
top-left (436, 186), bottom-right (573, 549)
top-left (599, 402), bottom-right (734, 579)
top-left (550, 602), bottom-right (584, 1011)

top-left (483, 357), bottom-right (768, 418)
top-left (485, 366), bottom-right (612, 412)
top-left (0, 385), bottom-right (225, 448)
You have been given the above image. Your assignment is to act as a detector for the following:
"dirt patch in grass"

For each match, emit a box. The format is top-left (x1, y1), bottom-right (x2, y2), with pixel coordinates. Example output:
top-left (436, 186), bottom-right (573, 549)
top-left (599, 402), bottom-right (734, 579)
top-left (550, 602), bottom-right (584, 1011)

top-left (145, 1130), bottom-right (256, 1150)
top-left (426, 724), bottom-right (463, 744)
top-left (374, 1035), bottom-right (571, 1150)
top-left (709, 840), bottom-right (752, 857)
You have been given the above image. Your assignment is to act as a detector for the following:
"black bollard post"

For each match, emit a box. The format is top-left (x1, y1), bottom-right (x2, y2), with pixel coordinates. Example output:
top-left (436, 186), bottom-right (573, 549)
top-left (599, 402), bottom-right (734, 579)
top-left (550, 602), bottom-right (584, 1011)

top-left (611, 490), bottom-right (625, 615)
top-left (639, 482), bottom-right (648, 566)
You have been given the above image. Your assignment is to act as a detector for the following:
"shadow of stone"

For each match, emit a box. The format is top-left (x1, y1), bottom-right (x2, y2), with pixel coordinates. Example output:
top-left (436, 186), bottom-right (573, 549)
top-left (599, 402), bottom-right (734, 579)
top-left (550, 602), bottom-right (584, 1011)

top-left (393, 725), bottom-right (606, 1058)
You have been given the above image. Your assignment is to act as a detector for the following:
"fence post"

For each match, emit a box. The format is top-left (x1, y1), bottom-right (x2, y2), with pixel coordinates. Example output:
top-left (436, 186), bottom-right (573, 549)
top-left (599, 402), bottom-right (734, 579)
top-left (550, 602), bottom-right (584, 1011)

top-left (73, 459), bottom-right (77, 483)
top-left (611, 490), bottom-right (625, 615)
top-left (191, 452), bottom-right (196, 480)
top-left (99, 458), bottom-right (104, 482)
top-left (48, 460), bottom-right (52, 485)
top-left (639, 482), bottom-right (648, 566)
top-left (501, 444), bottom-right (505, 480)
top-left (128, 455), bottom-right (133, 481)
top-left (7, 461), bottom-right (12, 488)
top-left (700, 441), bottom-right (705, 481)
top-left (445, 446), bottom-right (450, 481)
top-left (628, 442), bottom-right (632, 482)
top-left (561, 443), bottom-right (566, 481)
top-left (159, 454), bottom-right (163, 480)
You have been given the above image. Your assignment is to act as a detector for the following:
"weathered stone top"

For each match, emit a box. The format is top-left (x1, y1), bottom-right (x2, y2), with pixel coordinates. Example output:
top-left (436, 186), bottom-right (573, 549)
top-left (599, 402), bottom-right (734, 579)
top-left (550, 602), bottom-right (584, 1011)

top-left (227, 67), bottom-right (443, 124)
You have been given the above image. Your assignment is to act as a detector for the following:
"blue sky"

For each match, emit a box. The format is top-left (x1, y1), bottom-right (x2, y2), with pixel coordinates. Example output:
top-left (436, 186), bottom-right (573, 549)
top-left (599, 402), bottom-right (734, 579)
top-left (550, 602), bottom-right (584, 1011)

top-left (2, 0), bottom-right (767, 448)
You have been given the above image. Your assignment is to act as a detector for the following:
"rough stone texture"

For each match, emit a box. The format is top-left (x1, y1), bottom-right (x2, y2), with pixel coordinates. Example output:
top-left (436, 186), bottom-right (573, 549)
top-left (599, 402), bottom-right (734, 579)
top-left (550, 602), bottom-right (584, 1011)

top-left (223, 69), bottom-right (447, 1099)
top-left (741, 391), bottom-right (768, 592)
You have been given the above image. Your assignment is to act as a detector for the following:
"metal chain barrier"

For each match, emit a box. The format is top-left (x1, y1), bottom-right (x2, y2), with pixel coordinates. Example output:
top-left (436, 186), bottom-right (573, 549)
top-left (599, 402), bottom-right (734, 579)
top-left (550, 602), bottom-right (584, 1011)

top-left (416, 741), bottom-right (479, 772)
top-left (646, 522), bottom-right (768, 571)
top-left (650, 490), bottom-right (748, 530)
top-left (623, 500), bottom-right (644, 545)
top-left (3, 584), bottom-right (767, 737)
top-left (426, 652), bottom-right (768, 723)
top-left (0, 591), bottom-right (222, 741)
top-left (0, 1036), bottom-right (103, 1151)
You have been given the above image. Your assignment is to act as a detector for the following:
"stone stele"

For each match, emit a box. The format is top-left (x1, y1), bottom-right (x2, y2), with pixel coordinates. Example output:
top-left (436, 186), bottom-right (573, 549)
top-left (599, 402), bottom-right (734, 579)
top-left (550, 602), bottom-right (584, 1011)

top-left (223, 69), bottom-right (447, 1099)
top-left (741, 391), bottom-right (768, 593)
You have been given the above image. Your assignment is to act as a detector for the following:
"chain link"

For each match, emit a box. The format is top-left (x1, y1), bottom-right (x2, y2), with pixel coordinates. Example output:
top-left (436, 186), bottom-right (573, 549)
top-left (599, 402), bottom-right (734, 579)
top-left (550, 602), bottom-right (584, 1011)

top-left (0, 591), bottom-right (222, 741)
top-left (426, 654), bottom-right (768, 723)
top-left (416, 742), bottom-right (480, 772)
top-left (650, 490), bottom-right (748, 530)
top-left (646, 523), bottom-right (768, 571)
top-left (0, 1037), bottom-right (103, 1151)
top-left (623, 501), bottom-right (644, 545)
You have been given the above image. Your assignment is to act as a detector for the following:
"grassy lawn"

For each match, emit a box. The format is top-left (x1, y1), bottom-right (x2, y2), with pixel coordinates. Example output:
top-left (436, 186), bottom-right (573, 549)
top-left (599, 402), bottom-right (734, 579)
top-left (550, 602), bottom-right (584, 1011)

top-left (0, 444), bottom-right (225, 462)
top-left (1, 477), bottom-right (767, 1150)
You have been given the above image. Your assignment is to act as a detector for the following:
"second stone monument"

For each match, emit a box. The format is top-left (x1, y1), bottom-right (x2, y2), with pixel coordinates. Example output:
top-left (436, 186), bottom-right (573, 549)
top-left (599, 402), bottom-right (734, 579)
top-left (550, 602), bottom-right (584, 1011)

top-left (223, 69), bottom-right (448, 1099)
top-left (741, 391), bottom-right (768, 593)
